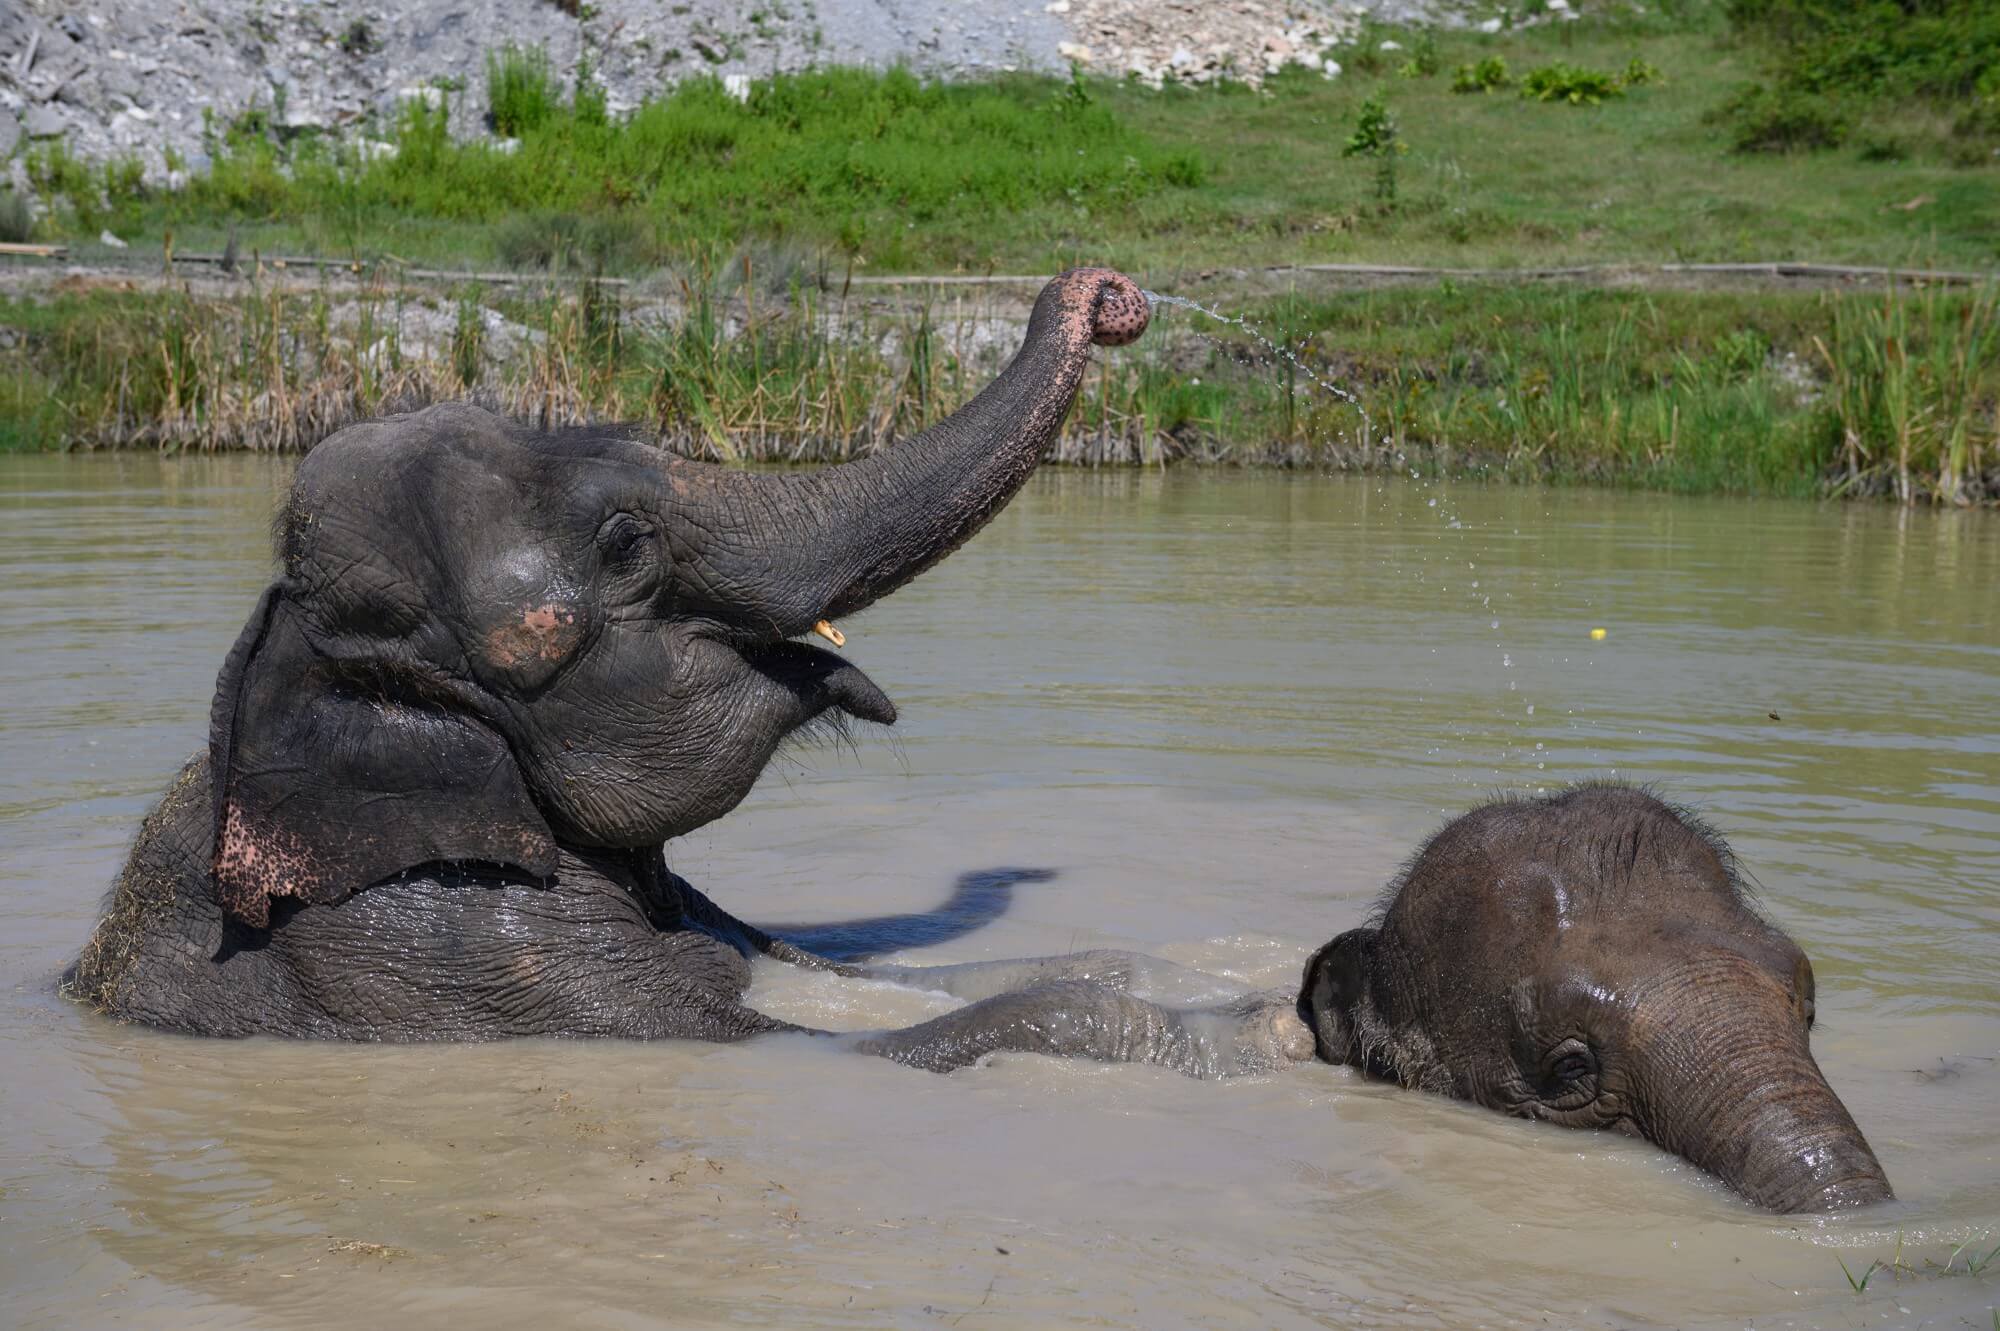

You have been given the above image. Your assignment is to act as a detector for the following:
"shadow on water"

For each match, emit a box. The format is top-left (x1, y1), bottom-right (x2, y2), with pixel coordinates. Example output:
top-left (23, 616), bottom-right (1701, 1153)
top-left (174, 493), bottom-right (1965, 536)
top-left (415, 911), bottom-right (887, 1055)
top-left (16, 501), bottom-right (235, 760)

top-left (759, 866), bottom-right (1055, 961)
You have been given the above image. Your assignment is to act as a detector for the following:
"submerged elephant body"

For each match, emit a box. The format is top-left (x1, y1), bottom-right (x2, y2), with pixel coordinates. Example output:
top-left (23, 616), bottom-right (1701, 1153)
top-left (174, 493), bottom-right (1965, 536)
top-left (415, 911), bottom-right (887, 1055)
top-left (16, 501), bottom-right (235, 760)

top-left (1299, 783), bottom-right (1892, 1213)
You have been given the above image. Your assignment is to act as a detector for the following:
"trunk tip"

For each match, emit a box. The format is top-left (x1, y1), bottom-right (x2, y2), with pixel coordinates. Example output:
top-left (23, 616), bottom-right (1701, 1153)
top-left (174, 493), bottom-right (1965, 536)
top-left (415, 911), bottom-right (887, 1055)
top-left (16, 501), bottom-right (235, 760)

top-left (1049, 268), bottom-right (1151, 347)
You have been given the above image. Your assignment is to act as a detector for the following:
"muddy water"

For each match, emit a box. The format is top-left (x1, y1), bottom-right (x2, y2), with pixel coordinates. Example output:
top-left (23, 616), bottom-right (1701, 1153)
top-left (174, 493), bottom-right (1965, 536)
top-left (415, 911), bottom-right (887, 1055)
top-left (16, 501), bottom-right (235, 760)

top-left (1, 456), bottom-right (1996, 1330)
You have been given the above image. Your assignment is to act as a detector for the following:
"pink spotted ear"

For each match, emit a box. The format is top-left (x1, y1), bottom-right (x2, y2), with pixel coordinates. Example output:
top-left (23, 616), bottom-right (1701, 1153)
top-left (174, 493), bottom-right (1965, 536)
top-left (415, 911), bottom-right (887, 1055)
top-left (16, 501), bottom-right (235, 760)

top-left (208, 585), bottom-right (558, 927)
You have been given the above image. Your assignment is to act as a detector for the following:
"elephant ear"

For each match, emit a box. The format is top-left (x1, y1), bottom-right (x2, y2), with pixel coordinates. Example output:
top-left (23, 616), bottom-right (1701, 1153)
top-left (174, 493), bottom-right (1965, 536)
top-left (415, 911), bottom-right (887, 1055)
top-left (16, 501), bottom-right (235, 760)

top-left (208, 584), bottom-right (559, 928)
top-left (1300, 928), bottom-right (1379, 1066)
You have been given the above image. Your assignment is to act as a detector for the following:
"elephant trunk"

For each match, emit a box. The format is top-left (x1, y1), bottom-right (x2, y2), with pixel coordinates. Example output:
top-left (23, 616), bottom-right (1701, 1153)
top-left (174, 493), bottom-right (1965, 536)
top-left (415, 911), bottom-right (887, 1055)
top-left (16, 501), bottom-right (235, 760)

top-left (658, 269), bottom-right (1149, 638)
top-left (1627, 976), bottom-right (1891, 1213)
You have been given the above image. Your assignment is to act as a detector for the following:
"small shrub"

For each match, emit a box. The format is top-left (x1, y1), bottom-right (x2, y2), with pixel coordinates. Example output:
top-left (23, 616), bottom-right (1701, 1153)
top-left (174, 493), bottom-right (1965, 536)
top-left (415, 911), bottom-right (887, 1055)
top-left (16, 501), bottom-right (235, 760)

top-left (486, 43), bottom-right (561, 136)
top-left (1342, 95), bottom-right (1403, 202)
top-left (1717, 83), bottom-right (1849, 152)
top-left (1349, 26), bottom-right (1388, 75)
top-left (494, 210), bottom-right (651, 271)
top-left (1397, 31), bottom-right (1441, 79)
top-left (1520, 63), bottom-right (1625, 105)
top-left (1856, 132), bottom-right (1905, 161)
top-left (1451, 57), bottom-right (1511, 93)
top-left (1623, 57), bottom-right (1663, 86)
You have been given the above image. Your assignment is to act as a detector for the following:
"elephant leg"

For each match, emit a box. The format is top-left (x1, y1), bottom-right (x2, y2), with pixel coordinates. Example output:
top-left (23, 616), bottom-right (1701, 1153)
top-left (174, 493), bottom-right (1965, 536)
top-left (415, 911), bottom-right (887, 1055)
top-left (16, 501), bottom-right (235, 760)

top-left (847, 981), bottom-right (1314, 1079)
top-left (857, 950), bottom-right (1248, 1006)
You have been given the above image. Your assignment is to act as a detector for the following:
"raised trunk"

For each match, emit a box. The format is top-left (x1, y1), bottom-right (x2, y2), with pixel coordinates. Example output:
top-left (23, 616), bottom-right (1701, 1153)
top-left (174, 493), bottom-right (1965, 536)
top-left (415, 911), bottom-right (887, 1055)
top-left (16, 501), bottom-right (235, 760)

top-left (1633, 1005), bottom-right (1891, 1213)
top-left (660, 268), bottom-right (1149, 637)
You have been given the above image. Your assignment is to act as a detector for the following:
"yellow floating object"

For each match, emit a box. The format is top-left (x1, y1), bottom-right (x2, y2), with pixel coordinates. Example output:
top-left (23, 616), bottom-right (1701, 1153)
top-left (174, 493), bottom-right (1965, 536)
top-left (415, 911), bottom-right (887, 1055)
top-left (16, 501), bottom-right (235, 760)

top-left (1590, 627), bottom-right (1608, 641)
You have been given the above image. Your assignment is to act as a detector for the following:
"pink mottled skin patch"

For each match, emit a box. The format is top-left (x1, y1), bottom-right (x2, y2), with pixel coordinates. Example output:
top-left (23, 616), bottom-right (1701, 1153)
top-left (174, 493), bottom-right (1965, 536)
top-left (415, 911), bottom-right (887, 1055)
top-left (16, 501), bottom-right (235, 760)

top-left (485, 601), bottom-right (584, 671)
top-left (216, 802), bottom-right (324, 927)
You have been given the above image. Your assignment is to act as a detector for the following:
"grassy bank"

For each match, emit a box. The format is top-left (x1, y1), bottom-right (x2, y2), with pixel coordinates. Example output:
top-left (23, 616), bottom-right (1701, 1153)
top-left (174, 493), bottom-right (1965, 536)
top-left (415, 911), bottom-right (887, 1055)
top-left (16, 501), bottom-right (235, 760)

top-left (3, 2), bottom-right (1995, 500)
top-left (9, 5), bottom-right (1997, 274)
top-left (5, 274), bottom-right (1994, 502)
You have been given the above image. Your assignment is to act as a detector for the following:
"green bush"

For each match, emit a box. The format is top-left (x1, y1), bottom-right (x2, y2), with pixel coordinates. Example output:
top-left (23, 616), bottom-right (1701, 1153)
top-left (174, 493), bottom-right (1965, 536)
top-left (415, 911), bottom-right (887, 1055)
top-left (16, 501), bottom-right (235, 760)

top-left (1451, 56), bottom-right (1511, 93)
top-left (1520, 63), bottom-right (1625, 105)
top-left (1715, 83), bottom-right (1849, 152)
top-left (1721, 0), bottom-right (2000, 153)
top-left (486, 43), bottom-right (561, 136)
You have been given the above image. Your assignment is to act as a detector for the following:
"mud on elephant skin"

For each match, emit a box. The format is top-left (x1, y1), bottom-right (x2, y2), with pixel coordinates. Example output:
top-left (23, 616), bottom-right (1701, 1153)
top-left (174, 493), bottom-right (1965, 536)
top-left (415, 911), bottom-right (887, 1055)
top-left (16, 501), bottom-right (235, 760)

top-left (1298, 782), bottom-right (1893, 1214)
top-left (62, 267), bottom-right (1300, 1074)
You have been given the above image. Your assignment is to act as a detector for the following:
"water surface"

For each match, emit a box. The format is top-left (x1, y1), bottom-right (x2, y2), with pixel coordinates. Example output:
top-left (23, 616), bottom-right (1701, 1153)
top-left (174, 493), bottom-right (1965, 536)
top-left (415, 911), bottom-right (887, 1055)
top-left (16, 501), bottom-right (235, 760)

top-left (1, 457), bottom-right (1996, 1329)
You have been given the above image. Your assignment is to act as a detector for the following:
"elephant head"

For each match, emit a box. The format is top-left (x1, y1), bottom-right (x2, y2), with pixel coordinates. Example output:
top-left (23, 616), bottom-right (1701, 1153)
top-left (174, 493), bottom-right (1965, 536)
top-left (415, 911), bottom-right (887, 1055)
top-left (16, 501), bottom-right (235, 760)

top-left (1298, 783), bottom-right (1892, 1214)
top-left (208, 269), bottom-right (1149, 927)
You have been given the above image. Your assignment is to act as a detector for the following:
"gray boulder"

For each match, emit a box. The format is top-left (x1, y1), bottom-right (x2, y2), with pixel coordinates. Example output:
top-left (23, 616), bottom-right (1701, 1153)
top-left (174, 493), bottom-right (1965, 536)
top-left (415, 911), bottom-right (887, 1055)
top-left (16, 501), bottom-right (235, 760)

top-left (24, 105), bottom-right (66, 139)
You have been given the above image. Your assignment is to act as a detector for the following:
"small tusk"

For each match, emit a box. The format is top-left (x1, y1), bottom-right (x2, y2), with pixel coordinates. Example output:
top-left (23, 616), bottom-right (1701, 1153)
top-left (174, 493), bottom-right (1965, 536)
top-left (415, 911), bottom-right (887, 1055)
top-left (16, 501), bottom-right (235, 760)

top-left (811, 619), bottom-right (846, 648)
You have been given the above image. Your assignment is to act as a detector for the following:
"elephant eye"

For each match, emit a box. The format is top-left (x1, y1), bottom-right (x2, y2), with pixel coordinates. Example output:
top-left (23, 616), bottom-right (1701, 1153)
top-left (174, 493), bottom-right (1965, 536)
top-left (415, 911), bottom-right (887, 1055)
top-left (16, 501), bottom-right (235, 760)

top-left (598, 513), bottom-right (657, 566)
top-left (1543, 1039), bottom-right (1598, 1087)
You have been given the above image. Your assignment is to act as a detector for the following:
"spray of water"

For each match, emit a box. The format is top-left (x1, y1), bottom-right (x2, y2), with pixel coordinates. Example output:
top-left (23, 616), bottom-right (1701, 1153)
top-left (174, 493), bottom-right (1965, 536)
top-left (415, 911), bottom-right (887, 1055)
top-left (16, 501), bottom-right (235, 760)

top-left (1139, 291), bottom-right (1373, 440)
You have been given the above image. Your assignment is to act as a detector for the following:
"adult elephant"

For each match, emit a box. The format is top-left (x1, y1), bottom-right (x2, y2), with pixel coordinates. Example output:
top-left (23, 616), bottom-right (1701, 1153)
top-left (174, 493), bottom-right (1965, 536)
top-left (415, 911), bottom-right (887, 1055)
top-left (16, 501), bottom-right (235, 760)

top-left (65, 269), bottom-right (1310, 1078)
top-left (1298, 783), bottom-right (1894, 1213)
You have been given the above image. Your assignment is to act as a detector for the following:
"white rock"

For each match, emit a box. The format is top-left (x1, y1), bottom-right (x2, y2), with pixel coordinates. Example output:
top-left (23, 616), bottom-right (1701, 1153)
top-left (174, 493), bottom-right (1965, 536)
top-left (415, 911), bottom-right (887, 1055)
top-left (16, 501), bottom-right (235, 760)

top-left (723, 73), bottom-right (750, 101)
top-left (100, 229), bottom-right (128, 249)
top-left (1322, 59), bottom-right (1341, 78)
top-left (357, 138), bottom-right (397, 161)
top-left (491, 136), bottom-right (521, 154)
top-left (1044, 0), bottom-right (1069, 11)
top-left (1058, 41), bottom-right (1093, 63)
top-left (1478, 16), bottom-right (1504, 32)
top-left (1547, 0), bottom-right (1570, 9)
top-left (1379, 39), bottom-right (1402, 50)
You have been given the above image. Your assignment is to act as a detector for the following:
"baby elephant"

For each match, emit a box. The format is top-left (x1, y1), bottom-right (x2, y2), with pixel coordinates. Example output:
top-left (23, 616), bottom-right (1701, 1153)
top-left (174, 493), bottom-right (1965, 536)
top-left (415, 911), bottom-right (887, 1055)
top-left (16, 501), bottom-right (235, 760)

top-left (1299, 783), bottom-right (1892, 1213)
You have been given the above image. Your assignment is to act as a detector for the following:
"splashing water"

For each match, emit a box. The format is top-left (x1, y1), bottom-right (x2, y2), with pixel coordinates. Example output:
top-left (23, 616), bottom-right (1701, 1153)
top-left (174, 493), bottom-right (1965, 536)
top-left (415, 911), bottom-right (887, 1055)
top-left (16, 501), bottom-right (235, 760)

top-left (1139, 291), bottom-right (1373, 440)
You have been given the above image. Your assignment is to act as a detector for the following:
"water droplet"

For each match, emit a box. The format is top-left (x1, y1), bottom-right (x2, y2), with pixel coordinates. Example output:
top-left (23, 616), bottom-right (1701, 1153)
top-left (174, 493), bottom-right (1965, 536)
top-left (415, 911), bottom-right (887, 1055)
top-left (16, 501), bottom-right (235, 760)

top-left (1526, 704), bottom-right (1535, 715)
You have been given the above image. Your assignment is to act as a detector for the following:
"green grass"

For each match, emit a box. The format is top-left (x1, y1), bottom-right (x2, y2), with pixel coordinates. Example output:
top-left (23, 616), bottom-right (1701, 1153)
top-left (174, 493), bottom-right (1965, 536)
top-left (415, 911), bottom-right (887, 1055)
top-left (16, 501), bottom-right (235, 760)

top-left (5, 274), bottom-right (1993, 502)
top-left (24, 8), bottom-right (1998, 274)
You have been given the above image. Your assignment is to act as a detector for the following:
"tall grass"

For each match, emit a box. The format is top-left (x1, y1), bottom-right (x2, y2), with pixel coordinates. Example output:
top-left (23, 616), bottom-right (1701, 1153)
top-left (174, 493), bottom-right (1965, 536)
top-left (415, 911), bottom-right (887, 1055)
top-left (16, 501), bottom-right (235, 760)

top-left (485, 44), bottom-right (562, 137)
top-left (1813, 284), bottom-right (2000, 503)
top-left (3, 274), bottom-right (1995, 502)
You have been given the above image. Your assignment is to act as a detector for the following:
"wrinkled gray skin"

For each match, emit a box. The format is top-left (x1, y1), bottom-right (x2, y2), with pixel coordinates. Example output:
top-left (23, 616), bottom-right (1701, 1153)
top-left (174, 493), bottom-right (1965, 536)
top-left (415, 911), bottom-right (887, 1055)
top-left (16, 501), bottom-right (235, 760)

top-left (64, 268), bottom-right (1310, 1079)
top-left (1299, 783), bottom-right (1893, 1213)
